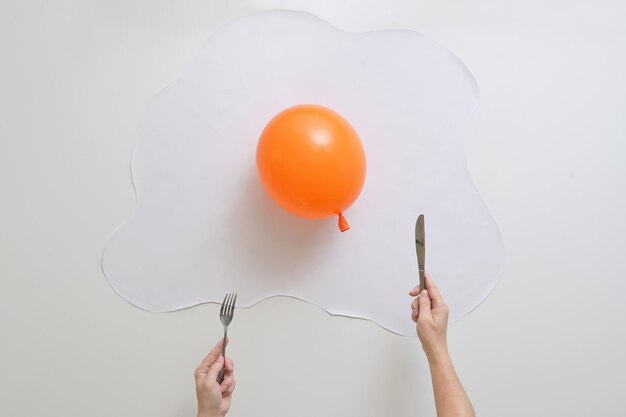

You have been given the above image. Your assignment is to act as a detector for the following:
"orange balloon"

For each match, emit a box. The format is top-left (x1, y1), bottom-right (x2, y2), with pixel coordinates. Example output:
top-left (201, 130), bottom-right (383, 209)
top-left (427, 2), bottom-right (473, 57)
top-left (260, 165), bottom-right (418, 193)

top-left (256, 104), bottom-right (366, 231)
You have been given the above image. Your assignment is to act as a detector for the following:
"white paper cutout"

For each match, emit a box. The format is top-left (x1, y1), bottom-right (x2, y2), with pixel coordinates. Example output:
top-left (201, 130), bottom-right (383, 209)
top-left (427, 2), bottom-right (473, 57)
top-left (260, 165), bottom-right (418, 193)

top-left (103, 10), bottom-right (504, 336)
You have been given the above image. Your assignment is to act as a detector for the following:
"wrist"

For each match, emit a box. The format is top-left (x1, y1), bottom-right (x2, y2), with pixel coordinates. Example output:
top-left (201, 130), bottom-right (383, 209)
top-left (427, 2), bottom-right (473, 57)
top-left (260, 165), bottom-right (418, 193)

top-left (425, 347), bottom-right (450, 365)
top-left (198, 411), bottom-right (221, 417)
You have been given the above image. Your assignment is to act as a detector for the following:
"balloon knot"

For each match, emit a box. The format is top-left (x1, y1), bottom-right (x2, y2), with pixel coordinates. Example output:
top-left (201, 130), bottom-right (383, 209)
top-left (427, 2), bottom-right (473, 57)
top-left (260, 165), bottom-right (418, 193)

top-left (338, 213), bottom-right (350, 232)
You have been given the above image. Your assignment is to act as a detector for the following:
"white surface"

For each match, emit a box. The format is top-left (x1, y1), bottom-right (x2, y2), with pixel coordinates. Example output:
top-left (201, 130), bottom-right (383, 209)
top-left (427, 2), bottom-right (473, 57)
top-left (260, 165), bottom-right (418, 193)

top-left (102, 10), bottom-right (504, 335)
top-left (1, 1), bottom-right (625, 416)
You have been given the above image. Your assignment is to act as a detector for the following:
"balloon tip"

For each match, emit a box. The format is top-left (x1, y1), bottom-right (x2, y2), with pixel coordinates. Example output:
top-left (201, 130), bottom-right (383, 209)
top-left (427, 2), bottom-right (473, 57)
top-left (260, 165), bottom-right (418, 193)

top-left (338, 213), bottom-right (350, 232)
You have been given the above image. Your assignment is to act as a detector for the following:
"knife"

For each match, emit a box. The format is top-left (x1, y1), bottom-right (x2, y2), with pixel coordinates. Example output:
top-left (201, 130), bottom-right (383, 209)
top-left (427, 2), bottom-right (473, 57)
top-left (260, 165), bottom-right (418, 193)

top-left (415, 214), bottom-right (425, 293)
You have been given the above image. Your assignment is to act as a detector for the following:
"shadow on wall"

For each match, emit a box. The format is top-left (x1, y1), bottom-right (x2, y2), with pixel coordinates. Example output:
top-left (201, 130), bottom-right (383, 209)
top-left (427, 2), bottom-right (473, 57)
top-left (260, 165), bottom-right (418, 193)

top-left (225, 168), bottom-right (338, 283)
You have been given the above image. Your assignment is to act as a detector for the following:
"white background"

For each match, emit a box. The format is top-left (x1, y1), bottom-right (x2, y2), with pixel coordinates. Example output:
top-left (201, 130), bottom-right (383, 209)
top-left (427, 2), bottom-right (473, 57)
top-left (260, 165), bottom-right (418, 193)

top-left (1, 1), bottom-right (625, 416)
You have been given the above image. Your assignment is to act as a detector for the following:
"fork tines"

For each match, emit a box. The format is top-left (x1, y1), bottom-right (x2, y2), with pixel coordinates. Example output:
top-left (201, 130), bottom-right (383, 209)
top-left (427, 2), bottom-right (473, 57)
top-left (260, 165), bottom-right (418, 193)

top-left (220, 293), bottom-right (237, 319)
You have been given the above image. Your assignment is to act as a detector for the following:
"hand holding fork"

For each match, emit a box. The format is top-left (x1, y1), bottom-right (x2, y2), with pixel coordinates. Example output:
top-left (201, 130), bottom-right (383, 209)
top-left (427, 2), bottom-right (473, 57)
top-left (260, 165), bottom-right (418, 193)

top-left (217, 293), bottom-right (237, 384)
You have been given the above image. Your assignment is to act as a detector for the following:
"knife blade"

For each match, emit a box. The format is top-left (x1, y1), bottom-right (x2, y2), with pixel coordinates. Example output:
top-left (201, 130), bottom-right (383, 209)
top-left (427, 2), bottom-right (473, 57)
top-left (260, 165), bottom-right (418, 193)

top-left (415, 214), bottom-right (425, 293)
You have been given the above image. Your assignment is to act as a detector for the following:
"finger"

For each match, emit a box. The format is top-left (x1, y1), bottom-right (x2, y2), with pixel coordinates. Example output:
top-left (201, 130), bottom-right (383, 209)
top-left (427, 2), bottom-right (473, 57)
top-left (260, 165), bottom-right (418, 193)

top-left (221, 367), bottom-right (234, 382)
top-left (424, 274), bottom-right (444, 308)
top-left (225, 357), bottom-right (234, 372)
top-left (417, 290), bottom-right (432, 321)
top-left (411, 299), bottom-right (419, 322)
top-left (207, 355), bottom-right (225, 381)
top-left (408, 284), bottom-right (420, 297)
top-left (198, 338), bottom-right (226, 370)
top-left (222, 395), bottom-right (232, 412)
top-left (221, 373), bottom-right (234, 393)
top-left (226, 379), bottom-right (236, 395)
top-left (195, 340), bottom-right (223, 380)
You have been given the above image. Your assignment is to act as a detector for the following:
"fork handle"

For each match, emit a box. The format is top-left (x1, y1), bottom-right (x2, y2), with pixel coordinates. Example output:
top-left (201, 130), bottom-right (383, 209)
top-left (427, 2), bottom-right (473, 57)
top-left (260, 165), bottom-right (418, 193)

top-left (217, 328), bottom-right (228, 383)
top-left (217, 366), bottom-right (226, 384)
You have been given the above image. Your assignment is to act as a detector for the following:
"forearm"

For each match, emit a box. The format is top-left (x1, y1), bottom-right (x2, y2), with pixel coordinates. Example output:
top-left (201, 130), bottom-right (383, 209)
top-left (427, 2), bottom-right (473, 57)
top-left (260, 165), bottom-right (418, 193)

top-left (427, 351), bottom-right (475, 417)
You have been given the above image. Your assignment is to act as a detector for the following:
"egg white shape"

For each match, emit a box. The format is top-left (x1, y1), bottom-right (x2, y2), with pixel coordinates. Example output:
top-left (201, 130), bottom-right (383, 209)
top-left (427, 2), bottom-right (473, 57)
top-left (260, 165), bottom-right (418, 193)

top-left (103, 10), bottom-right (504, 335)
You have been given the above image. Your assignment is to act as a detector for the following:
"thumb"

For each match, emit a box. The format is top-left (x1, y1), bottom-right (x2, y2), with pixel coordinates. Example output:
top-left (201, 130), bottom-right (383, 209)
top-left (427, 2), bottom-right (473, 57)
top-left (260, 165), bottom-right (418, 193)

top-left (417, 290), bottom-right (432, 321)
top-left (207, 355), bottom-right (225, 381)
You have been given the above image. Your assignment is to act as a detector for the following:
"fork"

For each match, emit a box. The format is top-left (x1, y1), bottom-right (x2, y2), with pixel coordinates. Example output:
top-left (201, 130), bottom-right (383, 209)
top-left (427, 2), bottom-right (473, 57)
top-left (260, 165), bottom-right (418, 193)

top-left (217, 293), bottom-right (237, 383)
